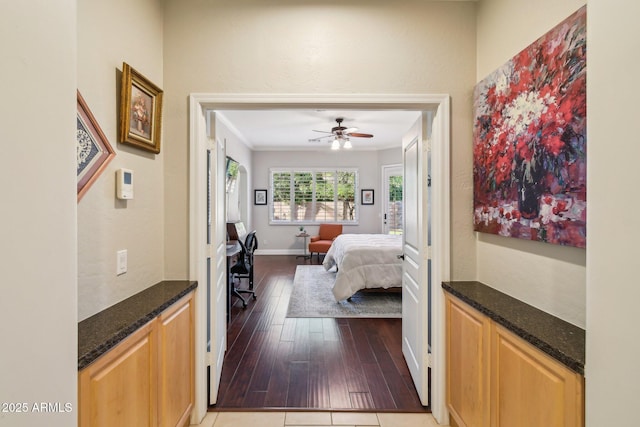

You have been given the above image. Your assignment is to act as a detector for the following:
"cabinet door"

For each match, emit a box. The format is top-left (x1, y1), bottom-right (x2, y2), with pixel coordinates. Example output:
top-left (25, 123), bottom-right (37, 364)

top-left (446, 295), bottom-right (491, 427)
top-left (491, 324), bottom-right (584, 427)
top-left (79, 320), bottom-right (157, 427)
top-left (158, 293), bottom-right (195, 427)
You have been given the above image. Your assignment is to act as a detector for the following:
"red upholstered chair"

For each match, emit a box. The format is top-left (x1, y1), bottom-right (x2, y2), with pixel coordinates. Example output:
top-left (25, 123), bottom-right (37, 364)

top-left (308, 224), bottom-right (343, 261)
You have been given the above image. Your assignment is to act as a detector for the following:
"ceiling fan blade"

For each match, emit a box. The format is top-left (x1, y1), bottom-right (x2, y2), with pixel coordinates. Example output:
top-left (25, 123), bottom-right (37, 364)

top-left (344, 127), bottom-right (359, 134)
top-left (346, 132), bottom-right (374, 138)
top-left (309, 135), bottom-right (334, 142)
top-left (312, 129), bottom-right (333, 134)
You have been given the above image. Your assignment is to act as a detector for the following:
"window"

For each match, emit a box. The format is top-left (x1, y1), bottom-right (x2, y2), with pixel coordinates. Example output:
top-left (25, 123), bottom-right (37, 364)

top-left (270, 168), bottom-right (358, 224)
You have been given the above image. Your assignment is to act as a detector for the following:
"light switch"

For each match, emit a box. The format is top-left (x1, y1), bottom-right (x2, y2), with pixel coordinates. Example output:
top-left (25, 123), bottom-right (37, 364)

top-left (117, 250), bottom-right (127, 275)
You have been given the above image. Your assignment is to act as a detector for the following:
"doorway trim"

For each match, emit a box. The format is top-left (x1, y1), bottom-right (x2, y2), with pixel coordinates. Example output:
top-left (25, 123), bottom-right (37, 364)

top-left (188, 93), bottom-right (451, 424)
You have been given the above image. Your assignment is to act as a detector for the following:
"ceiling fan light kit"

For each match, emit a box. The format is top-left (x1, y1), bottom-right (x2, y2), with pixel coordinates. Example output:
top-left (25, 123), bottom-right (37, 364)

top-left (330, 137), bottom-right (352, 150)
top-left (311, 117), bottom-right (373, 150)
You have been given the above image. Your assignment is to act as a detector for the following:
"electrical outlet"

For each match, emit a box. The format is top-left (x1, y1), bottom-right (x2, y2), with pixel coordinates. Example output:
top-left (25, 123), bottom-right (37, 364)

top-left (116, 250), bottom-right (127, 275)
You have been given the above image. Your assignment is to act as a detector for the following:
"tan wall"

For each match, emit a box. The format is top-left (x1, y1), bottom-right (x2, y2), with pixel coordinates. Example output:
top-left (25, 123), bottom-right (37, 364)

top-left (586, 0), bottom-right (640, 423)
top-left (77, 0), bottom-right (165, 320)
top-left (476, 0), bottom-right (587, 327)
top-left (0, 1), bottom-right (77, 425)
top-left (163, 0), bottom-right (478, 281)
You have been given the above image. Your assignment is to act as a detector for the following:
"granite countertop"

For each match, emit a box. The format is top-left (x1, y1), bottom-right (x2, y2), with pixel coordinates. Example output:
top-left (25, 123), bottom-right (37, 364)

top-left (442, 281), bottom-right (585, 375)
top-left (78, 280), bottom-right (197, 370)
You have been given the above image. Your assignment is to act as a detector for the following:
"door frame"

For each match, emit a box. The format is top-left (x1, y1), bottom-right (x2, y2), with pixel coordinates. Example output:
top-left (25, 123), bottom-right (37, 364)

top-left (188, 93), bottom-right (451, 424)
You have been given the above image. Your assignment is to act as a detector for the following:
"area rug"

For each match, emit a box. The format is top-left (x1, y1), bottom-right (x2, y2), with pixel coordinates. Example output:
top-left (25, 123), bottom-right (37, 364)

top-left (286, 265), bottom-right (402, 318)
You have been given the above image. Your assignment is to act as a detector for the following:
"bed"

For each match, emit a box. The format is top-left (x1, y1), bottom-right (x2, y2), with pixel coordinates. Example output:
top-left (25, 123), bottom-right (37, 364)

top-left (323, 233), bottom-right (403, 301)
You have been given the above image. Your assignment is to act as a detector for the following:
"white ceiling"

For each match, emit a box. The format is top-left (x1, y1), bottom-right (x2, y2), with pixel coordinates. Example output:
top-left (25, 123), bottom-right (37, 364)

top-left (216, 109), bottom-right (422, 151)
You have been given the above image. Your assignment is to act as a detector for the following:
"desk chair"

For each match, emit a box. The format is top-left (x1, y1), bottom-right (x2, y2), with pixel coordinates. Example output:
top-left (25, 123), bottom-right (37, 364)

top-left (230, 230), bottom-right (258, 308)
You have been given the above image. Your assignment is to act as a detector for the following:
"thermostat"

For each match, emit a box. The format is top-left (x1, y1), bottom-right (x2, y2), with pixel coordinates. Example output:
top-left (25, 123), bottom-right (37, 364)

top-left (116, 168), bottom-right (134, 199)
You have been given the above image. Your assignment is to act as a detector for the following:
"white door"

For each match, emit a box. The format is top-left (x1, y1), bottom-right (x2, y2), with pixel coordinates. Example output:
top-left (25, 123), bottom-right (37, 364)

top-left (382, 165), bottom-right (403, 235)
top-left (207, 118), bottom-right (227, 405)
top-left (401, 114), bottom-right (430, 405)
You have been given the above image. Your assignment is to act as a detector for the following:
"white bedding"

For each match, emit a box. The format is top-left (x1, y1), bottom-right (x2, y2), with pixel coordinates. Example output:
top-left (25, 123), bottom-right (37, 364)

top-left (323, 234), bottom-right (403, 301)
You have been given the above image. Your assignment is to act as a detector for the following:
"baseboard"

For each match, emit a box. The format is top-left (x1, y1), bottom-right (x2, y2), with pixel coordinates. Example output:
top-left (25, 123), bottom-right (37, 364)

top-left (254, 249), bottom-right (305, 256)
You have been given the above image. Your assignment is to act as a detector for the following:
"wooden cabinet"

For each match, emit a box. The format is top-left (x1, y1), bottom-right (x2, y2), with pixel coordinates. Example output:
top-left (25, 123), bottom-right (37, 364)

top-left (491, 324), bottom-right (584, 427)
top-left (445, 294), bottom-right (584, 427)
top-left (78, 320), bottom-right (157, 427)
top-left (158, 294), bottom-right (194, 427)
top-left (446, 294), bottom-right (490, 427)
top-left (79, 292), bottom-right (194, 427)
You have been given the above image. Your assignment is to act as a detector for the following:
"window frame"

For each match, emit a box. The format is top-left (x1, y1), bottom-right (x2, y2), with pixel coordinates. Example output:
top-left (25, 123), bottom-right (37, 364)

top-left (269, 167), bottom-right (359, 225)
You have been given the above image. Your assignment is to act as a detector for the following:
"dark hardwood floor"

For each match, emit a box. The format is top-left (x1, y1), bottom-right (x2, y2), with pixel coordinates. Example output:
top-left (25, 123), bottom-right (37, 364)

top-left (212, 255), bottom-right (428, 412)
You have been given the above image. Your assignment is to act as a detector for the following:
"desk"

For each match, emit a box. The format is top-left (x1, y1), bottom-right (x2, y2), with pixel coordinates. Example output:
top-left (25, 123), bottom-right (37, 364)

top-left (226, 240), bottom-right (241, 322)
top-left (296, 233), bottom-right (310, 260)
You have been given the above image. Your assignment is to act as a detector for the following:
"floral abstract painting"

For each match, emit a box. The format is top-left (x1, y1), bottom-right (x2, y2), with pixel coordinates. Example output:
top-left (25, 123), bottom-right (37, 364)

top-left (473, 6), bottom-right (586, 248)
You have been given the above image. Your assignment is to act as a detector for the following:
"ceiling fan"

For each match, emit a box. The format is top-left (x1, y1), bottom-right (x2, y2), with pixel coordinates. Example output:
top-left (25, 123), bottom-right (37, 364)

top-left (309, 117), bottom-right (373, 149)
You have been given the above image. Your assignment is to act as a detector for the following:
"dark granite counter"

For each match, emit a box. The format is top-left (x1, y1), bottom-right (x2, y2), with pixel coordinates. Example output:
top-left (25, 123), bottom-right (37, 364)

top-left (78, 280), bottom-right (197, 370)
top-left (442, 281), bottom-right (585, 375)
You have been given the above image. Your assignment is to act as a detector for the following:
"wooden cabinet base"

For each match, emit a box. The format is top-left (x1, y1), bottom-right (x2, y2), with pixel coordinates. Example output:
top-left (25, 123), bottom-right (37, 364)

top-left (158, 294), bottom-right (195, 427)
top-left (491, 324), bottom-right (584, 427)
top-left (445, 294), bottom-right (584, 427)
top-left (446, 295), bottom-right (490, 427)
top-left (78, 321), bottom-right (157, 427)
top-left (79, 292), bottom-right (194, 427)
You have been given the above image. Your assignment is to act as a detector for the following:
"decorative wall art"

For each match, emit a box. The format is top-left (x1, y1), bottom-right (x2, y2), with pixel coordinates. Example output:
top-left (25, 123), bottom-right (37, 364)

top-left (77, 91), bottom-right (115, 201)
top-left (361, 189), bottom-right (374, 205)
top-left (119, 62), bottom-right (163, 153)
top-left (255, 189), bottom-right (267, 205)
top-left (473, 6), bottom-right (586, 248)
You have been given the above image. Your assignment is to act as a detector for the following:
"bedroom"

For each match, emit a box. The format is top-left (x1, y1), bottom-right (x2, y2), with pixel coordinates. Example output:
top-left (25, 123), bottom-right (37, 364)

top-left (219, 108), bottom-right (419, 299)
top-left (213, 107), bottom-right (437, 410)
top-left (219, 110), bottom-right (418, 251)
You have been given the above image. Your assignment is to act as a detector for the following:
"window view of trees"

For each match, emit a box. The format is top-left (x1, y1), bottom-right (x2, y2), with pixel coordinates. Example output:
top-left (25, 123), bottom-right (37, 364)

top-left (387, 175), bottom-right (403, 234)
top-left (271, 169), bottom-right (357, 224)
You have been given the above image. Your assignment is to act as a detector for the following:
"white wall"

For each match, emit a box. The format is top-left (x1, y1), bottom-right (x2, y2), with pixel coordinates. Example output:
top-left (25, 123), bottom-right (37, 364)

top-left (250, 149), bottom-right (393, 253)
top-left (0, 1), bottom-right (77, 426)
top-left (377, 147), bottom-right (403, 170)
top-left (163, 0), bottom-right (478, 280)
top-left (77, 0), bottom-right (165, 320)
top-left (586, 1), bottom-right (640, 424)
top-left (216, 114), bottom-right (254, 228)
top-left (475, 0), bottom-right (587, 328)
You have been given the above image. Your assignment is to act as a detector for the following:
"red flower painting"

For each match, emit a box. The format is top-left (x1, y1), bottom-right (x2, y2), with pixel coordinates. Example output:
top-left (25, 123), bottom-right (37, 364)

top-left (473, 6), bottom-right (586, 248)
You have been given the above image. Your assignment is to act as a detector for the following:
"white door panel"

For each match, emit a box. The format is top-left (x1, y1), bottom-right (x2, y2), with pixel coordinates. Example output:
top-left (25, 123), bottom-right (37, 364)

top-left (207, 116), bottom-right (227, 406)
top-left (402, 115), bottom-right (430, 405)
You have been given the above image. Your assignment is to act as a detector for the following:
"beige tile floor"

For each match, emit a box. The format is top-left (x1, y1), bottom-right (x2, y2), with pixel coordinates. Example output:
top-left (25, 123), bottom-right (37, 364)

top-left (191, 411), bottom-right (446, 427)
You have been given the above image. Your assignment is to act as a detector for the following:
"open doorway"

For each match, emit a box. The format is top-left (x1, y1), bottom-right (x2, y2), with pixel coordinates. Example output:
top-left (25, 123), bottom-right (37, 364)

top-left (189, 94), bottom-right (451, 424)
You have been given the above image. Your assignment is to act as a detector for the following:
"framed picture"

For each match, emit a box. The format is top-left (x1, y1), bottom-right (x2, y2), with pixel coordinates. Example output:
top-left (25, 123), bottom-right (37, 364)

top-left (361, 189), bottom-right (374, 205)
top-left (254, 189), bottom-right (267, 205)
top-left (119, 62), bottom-right (163, 153)
top-left (77, 90), bottom-right (115, 201)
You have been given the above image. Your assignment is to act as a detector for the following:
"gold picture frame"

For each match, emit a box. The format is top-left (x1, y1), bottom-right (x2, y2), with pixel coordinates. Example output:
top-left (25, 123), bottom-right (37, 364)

top-left (119, 62), bottom-right (163, 153)
top-left (77, 90), bottom-right (115, 201)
